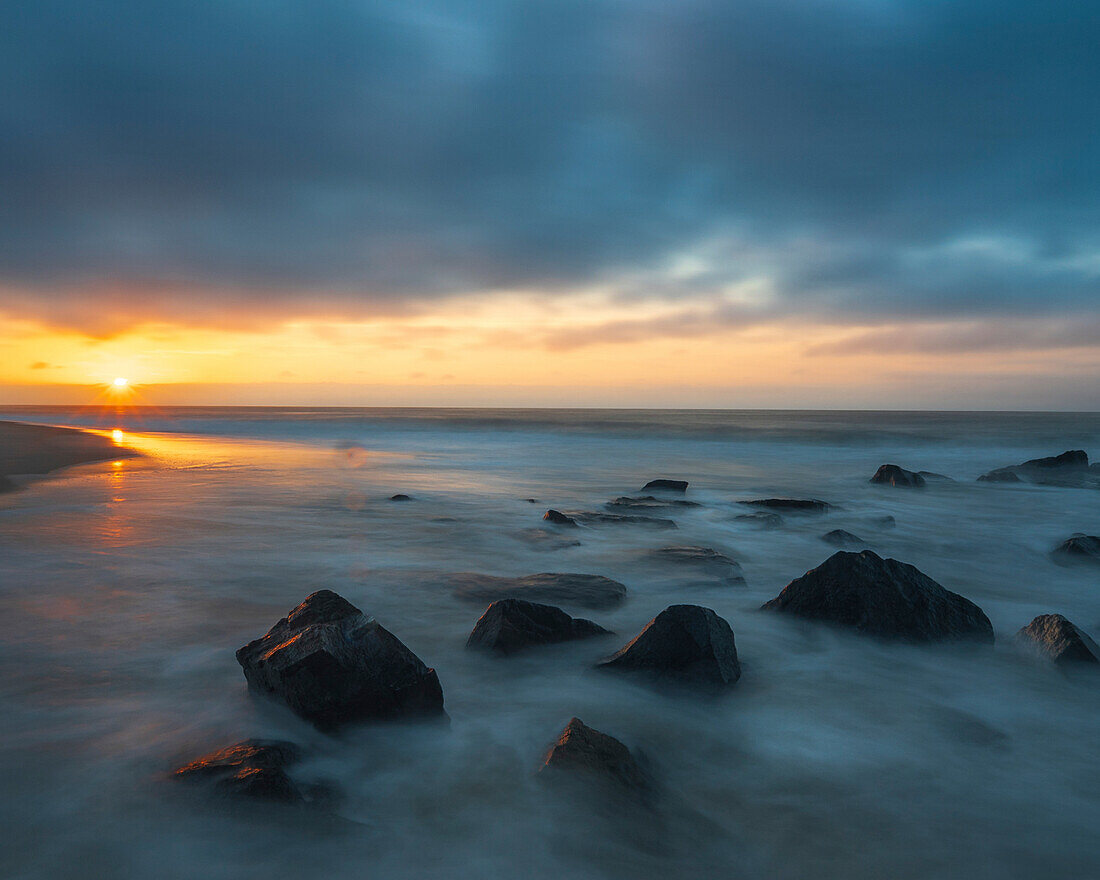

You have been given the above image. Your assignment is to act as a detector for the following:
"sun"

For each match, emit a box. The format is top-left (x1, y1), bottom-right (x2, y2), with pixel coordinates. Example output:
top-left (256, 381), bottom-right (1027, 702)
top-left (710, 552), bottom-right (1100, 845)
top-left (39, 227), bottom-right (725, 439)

top-left (112, 377), bottom-right (128, 387)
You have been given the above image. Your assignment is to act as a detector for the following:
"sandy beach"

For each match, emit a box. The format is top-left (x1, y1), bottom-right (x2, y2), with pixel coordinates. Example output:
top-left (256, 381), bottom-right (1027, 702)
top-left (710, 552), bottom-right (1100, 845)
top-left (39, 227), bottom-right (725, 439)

top-left (0, 420), bottom-right (135, 491)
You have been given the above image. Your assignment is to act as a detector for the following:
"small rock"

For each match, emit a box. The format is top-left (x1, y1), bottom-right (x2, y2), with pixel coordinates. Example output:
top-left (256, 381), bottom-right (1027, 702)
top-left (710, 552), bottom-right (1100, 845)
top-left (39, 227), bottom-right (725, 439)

top-left (642, 479), bottom-right (688, 493)
top-left (873, 515), bottom-right (897, 529)
top-left (236, 590), bottom-right (445, 729)
top-left (389, 493), bottom-right (413, 502)
top-left (648, 546), bottom-right (745, 587)
top-left (734, 512), bottom-right (783, 528)
top-left (870, 465), bottom-right (926, 487)
top-left (977, 468), bottom-right (1022, 483)
top-left (597, 605), bottom-right (741, 688)
top-left (515, 528), bottom-right (582, 551)
top-left (1016, 614), bottom-right (1100, 665)
top-left (466, 599), bottom-right (610, 654)
top-left (739, 498), bottom-right (831, 513)
top-left (543, 509), bottom-right (578, 526)
top-left (1051, 534), bottom-right (1100, 565)
top-left (540, 717), bottom-right (647, 792)
top-left (567, 511), bottom-right (677, 529)
top-left (605, 495), bottom-right (700, 511)
top-left (450, 572), bottom-right (627, 610)
top-left (762, 550), bottom-right (994, 643)
top-left (173, 739), bottom-right (305, 804)
top-left (821, 529), bottom-right (865, 548)
top-left (918, 471), bottom-right (954, 482)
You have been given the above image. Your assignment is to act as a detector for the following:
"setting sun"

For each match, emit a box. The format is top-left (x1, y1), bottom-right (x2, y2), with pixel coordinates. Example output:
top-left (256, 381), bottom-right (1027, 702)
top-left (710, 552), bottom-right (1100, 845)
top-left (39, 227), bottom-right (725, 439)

top-left (112, 377), bottom-right (128, 387)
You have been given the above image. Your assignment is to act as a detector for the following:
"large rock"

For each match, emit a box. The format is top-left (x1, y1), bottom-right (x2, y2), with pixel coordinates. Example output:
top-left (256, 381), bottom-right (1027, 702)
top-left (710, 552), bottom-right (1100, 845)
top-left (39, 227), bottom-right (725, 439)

top-left (762, 550), bottom-right (994, 643)
top-left (648, 546), bottom-right (745, 587)
top-left (642, 479), bottom-right (688, 493)
top-left (978, 450), bottom-right (1094, 487)
top-left (236, 590), bottom-right (445, 729)
top-left (466, 599), bottom-right (610, 654)
top-left (597, 605), bottom-right (741, 687)
top-left (450, 572), bottom-right (627, 610)
top-left (540, 717), bottom-right (647, 792)
top-left (1016, 614), bottom-right (1100, 666)
top-left (1051, 534), bottom-right (1100, 565)
top-left (870, 464), bottom-right (926, 487)
top-left (739, 498), bottom-right (831, 513)
top-left (173, 739), bottom-right (305, 804)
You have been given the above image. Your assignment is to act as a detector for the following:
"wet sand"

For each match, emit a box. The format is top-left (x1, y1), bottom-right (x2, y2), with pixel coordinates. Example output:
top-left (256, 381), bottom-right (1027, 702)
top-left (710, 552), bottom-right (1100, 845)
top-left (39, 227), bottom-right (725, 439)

top-left (0, 420), bottom-right (136, 491)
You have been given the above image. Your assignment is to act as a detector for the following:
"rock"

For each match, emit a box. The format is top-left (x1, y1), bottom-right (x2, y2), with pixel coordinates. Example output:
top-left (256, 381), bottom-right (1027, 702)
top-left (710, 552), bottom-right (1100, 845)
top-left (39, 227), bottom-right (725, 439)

top-left (597, 605), bottom-right (741, 687)
top-left (173, 739), bottom-right (305, 804)
top-left (977, 468), bottom-right (1022, 483)
top-left (1021, 450), bottom-right (1089, 470)
top-left (918, 471), bottom-right (954, 482)
top-left (525, 498), bottom-right (540, 503)
top-left (739, 498), bottom-right (831, 513)
top-left (1016, 614), bottom-right (1100, 665)
top-left (566, 511), bottom-right (678, 529)
top-left (235, 590), bottom-right (445, 729)
top-left (1050, 534), bottom-right (1100, 566)
top-left (642, 479), bottom-right (688, 493)
top-left (821, 529), bottom-right (865, 548)
top-left (870, 464), bottom-right (926, 487)
top-left (515, 528), bottom-right (582, 551)
top-left (648, 546), bottom-right (745, 587)
top-left (978, 450), bottom-right (1094, 487)
top-left (762, 550), bottom-right (993, 643)
top-left (389, 493), bottom-right (413, 501)
top-left (466, 599), bottom-right (610, 654)
top-left (540, 718), bottom-right (647, 792)
top-left (450, 572), bottom-right (627, 610)
top-left (734, 512), bottom-right (783, 528)
top-left (605, 495), bottom-right (700, 511)
top-left (543, 509), bottom-right (578, 526)
top-left (872, 515), bottom-right (897, 528)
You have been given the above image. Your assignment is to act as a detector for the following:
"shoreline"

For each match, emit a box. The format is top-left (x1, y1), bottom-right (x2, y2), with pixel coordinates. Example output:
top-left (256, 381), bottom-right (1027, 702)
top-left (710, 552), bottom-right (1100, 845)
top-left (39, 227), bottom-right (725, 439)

top-left (0, 420), bottom-right (138, 492)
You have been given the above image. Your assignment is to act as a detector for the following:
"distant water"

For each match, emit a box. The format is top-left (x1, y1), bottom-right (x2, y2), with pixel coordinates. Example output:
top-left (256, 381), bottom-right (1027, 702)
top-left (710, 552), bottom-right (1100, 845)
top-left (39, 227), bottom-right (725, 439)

top-left (1, 407), bottom-right (1098, 879)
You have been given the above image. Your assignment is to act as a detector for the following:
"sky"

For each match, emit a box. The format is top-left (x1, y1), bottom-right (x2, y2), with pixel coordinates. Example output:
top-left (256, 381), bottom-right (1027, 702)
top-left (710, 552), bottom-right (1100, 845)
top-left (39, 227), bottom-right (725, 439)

top-left (2, 0), bottom-right (1099, 408)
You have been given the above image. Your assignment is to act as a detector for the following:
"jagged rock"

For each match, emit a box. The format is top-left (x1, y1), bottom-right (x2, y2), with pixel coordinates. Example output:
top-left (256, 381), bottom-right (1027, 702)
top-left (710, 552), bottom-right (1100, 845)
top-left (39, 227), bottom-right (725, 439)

top-left (821, 529), bottom-right (865, 548)
top-left (762, 550), bottom-right (993, 643)
top-left (515, 528), bottom-right (582, 551)
top-left (236, 590), bottom-right (445, 729)
top-left (389, 493), bottom-right (413, 501)
top-left (739, 498), bottom-right (831, 513)
top-left (466, 599), bottom-right (610, 654)
top-left (1051, 534), bottom-right (1100, 565)
top-left (605, 495), bottom-right (700, 511)
top-left (543, 509), bottom-right (578, 526)
top-left (734, 512), bottom-right (783, 528)
top-left (173, 740), bottom-right (305, 804)
top-left (648, 546), bottom-right (745, 587)
top-left (642, 479), bottom-right (688, 493)
top-left (597, 605), bottom-right (741, 687)
top-left (1016, 614), bottom-right (1100, 665)
top-left (450, 572), bottom-right (627, 610)
top-left (540, 718), bottom-right (647, 792)
top-left (978, 450), bottom-right (1094, 487)
top-left (566, 511), bottom-right (677, 529)
top-left (870, 465), bottom-right (926, 487)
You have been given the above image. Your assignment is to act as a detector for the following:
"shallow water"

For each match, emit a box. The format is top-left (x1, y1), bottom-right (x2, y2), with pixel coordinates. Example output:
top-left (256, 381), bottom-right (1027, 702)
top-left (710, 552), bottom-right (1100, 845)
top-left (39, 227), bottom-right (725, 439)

top-left (1, 408), bottom-right (1098, 879)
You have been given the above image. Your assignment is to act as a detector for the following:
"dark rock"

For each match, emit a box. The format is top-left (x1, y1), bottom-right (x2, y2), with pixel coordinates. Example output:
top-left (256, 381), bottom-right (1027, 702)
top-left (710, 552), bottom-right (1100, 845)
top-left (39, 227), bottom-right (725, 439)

top-left (734, 512), bottom-right (783, 528)
top-left (977, 468), bottom-right (1022, 483)
top-left (1051, 534), bottom-right (1100, 565)
top-left (543, 509), bottom-right (578, 526)
top-left (540, 717), bottom-right (646, 792)
top-left (525, 498), bottom-right (539, 503)
top-left (235, 590), bottom-right (445, 729)
top-left (466, 599), bottom-right (610, 654)
top-left (605, 495), bottom-right (700, 511)
top-left (918, 471), bottom-right (954, 482)
top-left (566, 511), bottom-right (678, 529)
top-left (1021, 450), bottom-right (1089, 470)
top-left (821, 529), bottom-right (865, 549)
top-left (1016, 614), bottom-right (1100, 665)
top-left (648, 546), bottom-right (745, 587)
top-left (173, 739), bottom-right (305, 804)
top-left (515, 528), bottom-right (582, 551)
top-left (978, 450), bottom-right (1094, 487)
top-left (739, 498), bottom-right (831, 513)
top-left (873, 515), bottom-right (897, 528)
top-left (642, 479), bottom-right (688, 493)
top-left (762, 550), bottom-right (993, 643)
top-left (450, 572), bottom-right (627, 610)
top-left (870, 464), bottom-right (926, 488)
top-left (597, 605), bottom-right (741, 687)
top-left (389, 493), bottom-right (413, 501)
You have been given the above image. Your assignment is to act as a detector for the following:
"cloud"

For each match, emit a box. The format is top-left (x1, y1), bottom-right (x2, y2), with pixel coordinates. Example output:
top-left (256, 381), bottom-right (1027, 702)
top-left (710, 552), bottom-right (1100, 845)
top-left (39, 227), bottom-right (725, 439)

top-left (1, 0), bottom-right (1098, 334)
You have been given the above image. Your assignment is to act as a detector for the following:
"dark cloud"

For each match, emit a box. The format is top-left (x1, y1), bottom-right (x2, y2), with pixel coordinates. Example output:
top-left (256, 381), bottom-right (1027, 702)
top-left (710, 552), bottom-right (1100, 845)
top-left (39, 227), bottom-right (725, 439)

top-left (1, 0), bottom-right (1098, 333)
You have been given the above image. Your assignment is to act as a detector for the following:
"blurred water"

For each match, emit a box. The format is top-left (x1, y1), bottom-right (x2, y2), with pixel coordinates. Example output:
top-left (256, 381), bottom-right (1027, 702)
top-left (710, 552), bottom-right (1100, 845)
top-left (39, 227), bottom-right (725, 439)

top-left (0, 408), bottom-right (1098, 879)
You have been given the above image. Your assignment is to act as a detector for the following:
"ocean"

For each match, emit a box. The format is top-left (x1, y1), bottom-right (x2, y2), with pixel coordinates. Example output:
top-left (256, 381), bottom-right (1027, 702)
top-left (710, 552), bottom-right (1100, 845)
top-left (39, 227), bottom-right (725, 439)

top-left (1, 407), bottom-right (1098, 879)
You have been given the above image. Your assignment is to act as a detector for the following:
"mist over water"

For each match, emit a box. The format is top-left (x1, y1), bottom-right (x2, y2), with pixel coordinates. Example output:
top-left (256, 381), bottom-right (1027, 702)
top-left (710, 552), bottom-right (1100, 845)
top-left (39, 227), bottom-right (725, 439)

top-left (1, 408), bottom-right (1098, 879)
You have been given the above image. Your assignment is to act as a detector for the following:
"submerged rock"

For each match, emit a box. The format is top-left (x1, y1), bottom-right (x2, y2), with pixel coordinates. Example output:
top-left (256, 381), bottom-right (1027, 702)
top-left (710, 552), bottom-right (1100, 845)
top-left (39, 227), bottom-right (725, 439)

top-left (597, 604), bottom-right (741, 688)
top-left (566, 511), bottom-right (678, 529)
top-left (648, 546), bottom-right (745, 587)
top-left (870, 464), bottom-right (926, 487)
top-left (821, 529), bottom-right (865, 549)
top-left (543, 509), bottom-right (578, 526)
top-left (762, 550), bottom-right (994, 643)
top-left (977, 469), bottom-right (1022, 483)
top-left (642, 479), bottom-right (688, 493)
top-left (1051, 534), bottom-right (1100, 565)
top-left (466, 599), bottom-right (610, 654)
top-left (450, 572), bottom-right (627, 610)
top-left (515, 528), bottom-right (582, 551)
top-left (978, 450), bottom-right (1094, 487)
top-left (540, 718), bottom-right (647, 792)
top-left (605, 495), bottom-right (700, 511)
top-left (734, 512), bottom-right (783, 528)
top-left (173, 739), bottom-right (305, 804)
top-left (1016, 614), bottom-right (1100, 665)
top-left (739, 498), bottom-right (831, 513)
top-left (235, 590), bottom-right (445, 729)
top-left (388, 493), bottom-right (413, 501)
top-left (918, 471), bottom-right (954, 482)
top-left (873, 515), bottom-right (897, 529)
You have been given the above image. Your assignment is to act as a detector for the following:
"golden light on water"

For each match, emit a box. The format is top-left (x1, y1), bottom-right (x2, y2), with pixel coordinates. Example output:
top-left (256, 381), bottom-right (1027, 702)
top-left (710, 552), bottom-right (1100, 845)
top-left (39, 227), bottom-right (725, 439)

top-left (112, 429), bottom-right (124, 442)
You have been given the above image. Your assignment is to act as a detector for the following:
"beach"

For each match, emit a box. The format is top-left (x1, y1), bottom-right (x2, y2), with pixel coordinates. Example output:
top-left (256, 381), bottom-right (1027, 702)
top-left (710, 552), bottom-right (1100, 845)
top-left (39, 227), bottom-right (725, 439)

top-left (0, 420), bottom-right (135, 491)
